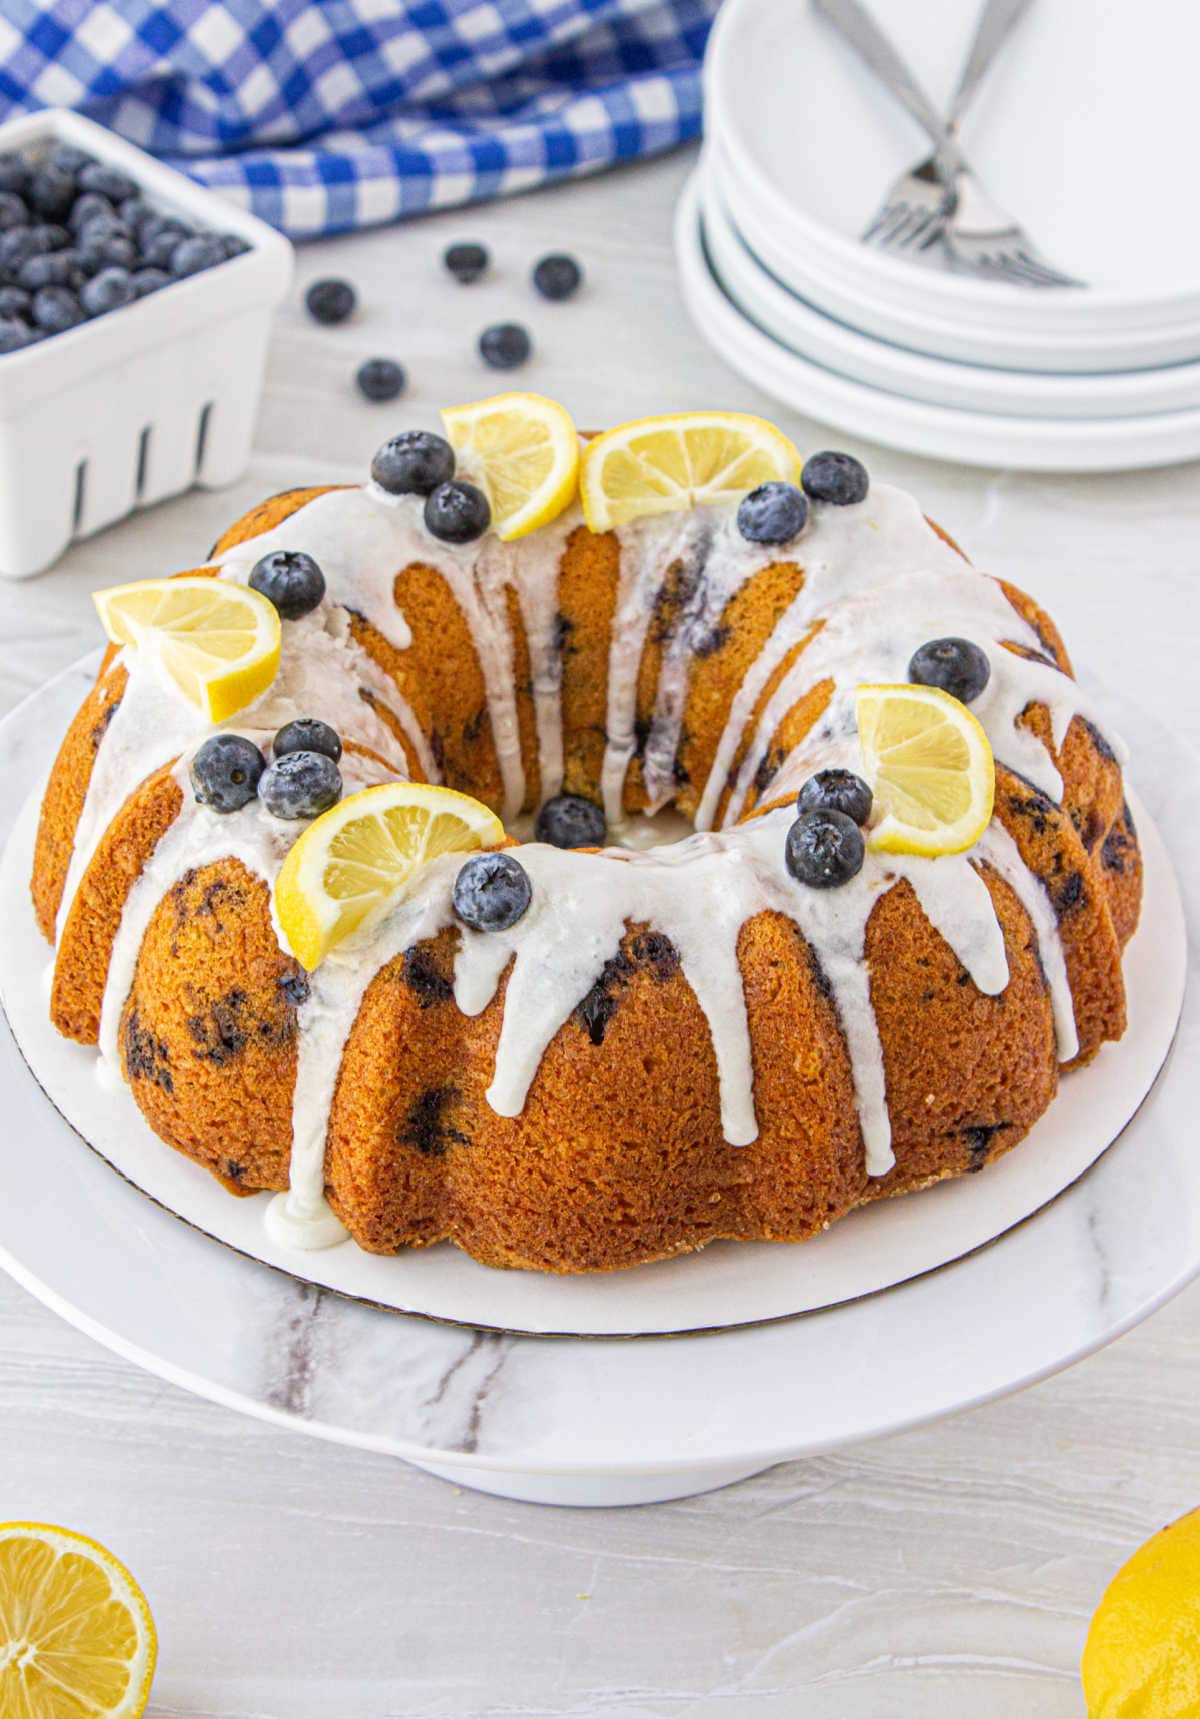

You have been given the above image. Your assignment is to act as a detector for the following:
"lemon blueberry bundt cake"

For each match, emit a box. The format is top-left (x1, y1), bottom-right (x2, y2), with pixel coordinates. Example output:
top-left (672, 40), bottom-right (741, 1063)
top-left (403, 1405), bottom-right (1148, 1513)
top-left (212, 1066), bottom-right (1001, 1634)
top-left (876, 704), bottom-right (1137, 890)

top-left (31, 400), bottom-right (1141, 1273)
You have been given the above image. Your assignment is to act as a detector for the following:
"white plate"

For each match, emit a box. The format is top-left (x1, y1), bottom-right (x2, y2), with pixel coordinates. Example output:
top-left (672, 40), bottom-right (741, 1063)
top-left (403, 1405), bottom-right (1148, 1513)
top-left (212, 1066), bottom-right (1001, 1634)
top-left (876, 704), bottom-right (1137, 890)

top-left (702, 167), bottom-right (1200, 421)
top-left (0, 662), bottom-right (1196, 1505)
top-left (677, 174), bottom-right (1200, 473)
top-left (707, 0), bottom-right (1200, 332)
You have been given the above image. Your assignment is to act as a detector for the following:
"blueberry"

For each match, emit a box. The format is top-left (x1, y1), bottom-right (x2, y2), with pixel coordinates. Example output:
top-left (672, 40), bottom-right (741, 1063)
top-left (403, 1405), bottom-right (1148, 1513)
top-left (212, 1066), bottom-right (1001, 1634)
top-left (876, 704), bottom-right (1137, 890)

top-left (79, 233), bottom-right (137, 274)
top-left (0, 155), bottom-right (28, 198)
top-left (31, 286), bottom-right (85, 333)
top-left (796, 769), bottom-right (872, 826)
top-left (479, 322), bottom-right (531, 370)
top-left (0, 285), bottom-right (30, 319)
top-left (118, 195), bottom-right (152, 229)
top-left (737, 482), bottom-right (808, 545)
top-left (27, 165), bottom-right (76, 222)
top-left (190, 733), bottom-right (265, 812)
top-left (141, 224), bottom-right (190, 269)
top-left (801, 450), bottom-right (869, 507)
top-left (260, 750), bottom-right (342, 820)
top-left (69, 191), bottom-right (115, 232)
top-left (534, 794), bottom-right (606, 849)
top-left (25, 223), bottom-right (70, 253)
top-left (0, 192), bottom-right (27, 232)
top-left (371, 430), bottom-right (455, 496)
top-left (424, 480), bottom-right (491, 543)
top-left (908, 637), bottom-right (991, 705)
top-left (81, 267), bottom-right (136, 315)
top-left (131, 267), bottom-right (170, 298)
top-left (785, 808), bottom-right (865, 889)
top-left (273, 717), bottom-right (342, 762)
top-left (356, 357), bottom-right (406, 402)
top-left (452, 851), bottom-right (531, 932)
top-left (444, 242), bottom-right (488, 284)
top-left (17, 251), bottom-right (79, 290)
top-left (218, 233), bottom-right (250, 260)
top-left (47, 145), bottom-right (94, 175)
top-left (304, 276), bottom-right (356, 324)
top-left (248, 550), bottom-right (326, 620)
top-left (77, 161), bottom-right (137, 202)
top-left (0, 318), bottom-right (37, 354)
top-left (171, 234), bottom-right (227, 277)
top-left (532, 253), bottom-right (582, 300)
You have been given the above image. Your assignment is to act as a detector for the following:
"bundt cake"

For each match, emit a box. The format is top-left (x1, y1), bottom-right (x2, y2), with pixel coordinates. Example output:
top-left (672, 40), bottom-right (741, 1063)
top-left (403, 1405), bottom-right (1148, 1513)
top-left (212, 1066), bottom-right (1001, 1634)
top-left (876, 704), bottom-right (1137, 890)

top-left (29, 403), bottom-right (1141, 1274)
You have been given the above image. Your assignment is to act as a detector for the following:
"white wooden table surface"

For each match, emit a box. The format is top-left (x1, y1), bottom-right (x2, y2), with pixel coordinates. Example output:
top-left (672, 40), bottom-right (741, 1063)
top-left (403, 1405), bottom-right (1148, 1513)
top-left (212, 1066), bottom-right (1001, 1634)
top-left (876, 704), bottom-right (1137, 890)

top-left (2, 145), bottom-right (1199, 1718)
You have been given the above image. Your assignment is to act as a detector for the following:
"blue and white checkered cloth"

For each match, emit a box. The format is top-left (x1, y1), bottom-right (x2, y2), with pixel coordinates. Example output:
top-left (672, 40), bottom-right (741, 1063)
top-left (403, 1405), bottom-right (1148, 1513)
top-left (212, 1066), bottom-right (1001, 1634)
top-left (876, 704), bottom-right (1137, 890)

top-left (0, 0), bottom-right (715, 237)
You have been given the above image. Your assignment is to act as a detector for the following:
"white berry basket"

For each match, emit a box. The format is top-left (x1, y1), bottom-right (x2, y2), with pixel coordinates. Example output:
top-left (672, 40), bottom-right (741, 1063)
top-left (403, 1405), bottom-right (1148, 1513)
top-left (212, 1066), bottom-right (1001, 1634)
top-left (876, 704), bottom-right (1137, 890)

top-left (0, 109), bottom-right (293, 580)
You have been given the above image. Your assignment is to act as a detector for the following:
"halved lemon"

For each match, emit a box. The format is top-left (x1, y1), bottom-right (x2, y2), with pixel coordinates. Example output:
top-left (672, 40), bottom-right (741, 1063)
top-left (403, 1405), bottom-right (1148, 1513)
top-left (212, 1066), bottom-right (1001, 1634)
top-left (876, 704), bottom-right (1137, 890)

top-left (579, 411), bottom-right (801, 532)
top-left (274, 781), bottom-right (505, 970)
top-left (442, 393), bottom-right (579, 541)
top-left (856, 683), bottom-right (995, 857)
top-left (95, 576), bottom-right (281, 722)
top-left (0, 1522), bottom-right (157, 1718)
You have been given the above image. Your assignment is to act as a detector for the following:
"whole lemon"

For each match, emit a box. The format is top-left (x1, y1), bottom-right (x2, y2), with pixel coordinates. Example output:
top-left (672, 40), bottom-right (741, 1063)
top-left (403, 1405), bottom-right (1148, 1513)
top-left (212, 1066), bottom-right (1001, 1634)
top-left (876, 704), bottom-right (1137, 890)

top-left (1082, 1507), bottom-right (1200, 1716)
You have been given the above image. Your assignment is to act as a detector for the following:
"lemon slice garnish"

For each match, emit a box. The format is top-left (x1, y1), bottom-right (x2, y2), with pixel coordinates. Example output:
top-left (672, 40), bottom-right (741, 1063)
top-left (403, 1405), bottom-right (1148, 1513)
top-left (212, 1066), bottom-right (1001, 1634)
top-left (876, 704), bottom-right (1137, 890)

top-left (274, 781), bottom-right (506, 970)
top-left (442, 393), bottom-right (579, 541)
top-left (0, 1521), bottom-right (157, 1718)
top-left (94, 576), bottom-right (281, 722)
top-left (856, 683), bottom-right (995, 857)
top-left (579, 411), bottom-right (801, 532)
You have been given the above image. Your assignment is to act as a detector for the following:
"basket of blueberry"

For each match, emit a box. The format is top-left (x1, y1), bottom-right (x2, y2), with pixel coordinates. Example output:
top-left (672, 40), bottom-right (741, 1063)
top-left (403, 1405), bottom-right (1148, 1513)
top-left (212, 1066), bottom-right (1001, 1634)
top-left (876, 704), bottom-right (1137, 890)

top-left (0, 109), bottom-right (292, 582)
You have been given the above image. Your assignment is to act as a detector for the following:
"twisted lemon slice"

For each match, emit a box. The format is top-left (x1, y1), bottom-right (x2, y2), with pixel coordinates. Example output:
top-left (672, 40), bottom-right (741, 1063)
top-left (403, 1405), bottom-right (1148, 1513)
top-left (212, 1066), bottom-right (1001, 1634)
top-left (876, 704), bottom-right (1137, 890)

top-left (856, 683), bottom-right (995, 857)
top-left (94, 576), bottom-right (280, 721)
top-left (442, 393), bottom-right (579, 541)
top-left (579, 411), bottom-right (800, 532)
top-left (275, 781), bottom-right (504, 970)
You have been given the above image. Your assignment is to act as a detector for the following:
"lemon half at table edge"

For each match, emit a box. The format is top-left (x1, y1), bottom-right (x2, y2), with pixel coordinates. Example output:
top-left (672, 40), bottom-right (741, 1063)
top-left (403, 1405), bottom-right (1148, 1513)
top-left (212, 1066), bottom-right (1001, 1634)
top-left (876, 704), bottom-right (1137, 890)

top-left (274, 780), bottom-right (506, 971)
top-left (442, 392), bottom-right (580, 542)
top-left (94, 575), bottom-right (281, 722)
top-left (0, 1520), bottom-right (157, 1719)
top-left (856, 681), bottom-right (995, 858)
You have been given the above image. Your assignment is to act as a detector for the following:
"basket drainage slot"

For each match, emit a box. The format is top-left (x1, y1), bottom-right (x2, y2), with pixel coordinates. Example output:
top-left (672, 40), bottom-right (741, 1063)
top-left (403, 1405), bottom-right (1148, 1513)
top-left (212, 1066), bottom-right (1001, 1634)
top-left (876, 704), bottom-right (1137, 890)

top-left (194, 403), bottom-right (213, 478)
top-left (71, 461), bottom-right (87, 537)
top-left (135, 427), bottom-right (151, 502)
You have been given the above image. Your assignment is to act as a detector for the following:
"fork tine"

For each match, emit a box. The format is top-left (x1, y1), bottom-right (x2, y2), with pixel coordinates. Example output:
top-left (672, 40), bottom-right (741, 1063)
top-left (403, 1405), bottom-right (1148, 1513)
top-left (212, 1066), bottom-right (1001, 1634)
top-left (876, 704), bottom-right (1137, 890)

top-left (1012, 249), bottom-right (1084, 288)
top-left (865, 204), bottom-right (910, 246)
top-left (862, 203), bottom-right (902, 243)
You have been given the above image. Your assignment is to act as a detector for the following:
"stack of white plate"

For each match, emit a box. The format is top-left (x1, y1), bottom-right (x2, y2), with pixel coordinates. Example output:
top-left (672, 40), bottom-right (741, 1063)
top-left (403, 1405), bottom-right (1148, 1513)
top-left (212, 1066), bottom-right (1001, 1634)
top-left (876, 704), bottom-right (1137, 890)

top-left (678, 0), bottom-right (1200, 471)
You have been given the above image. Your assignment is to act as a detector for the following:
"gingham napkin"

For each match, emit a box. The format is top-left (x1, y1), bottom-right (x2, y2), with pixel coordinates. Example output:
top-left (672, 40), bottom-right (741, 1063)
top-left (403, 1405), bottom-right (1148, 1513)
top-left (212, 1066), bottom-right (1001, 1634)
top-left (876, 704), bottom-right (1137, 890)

top-left (0, 0), bottom-right (716, 237)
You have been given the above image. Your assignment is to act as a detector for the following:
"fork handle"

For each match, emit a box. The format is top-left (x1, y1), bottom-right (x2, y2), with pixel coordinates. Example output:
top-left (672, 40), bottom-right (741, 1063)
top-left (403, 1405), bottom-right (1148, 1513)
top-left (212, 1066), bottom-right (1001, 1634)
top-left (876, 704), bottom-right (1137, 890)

top-left (812, 0), bottom-right (966, 170)
top-left (948, 0), bottom-right (1034, 127)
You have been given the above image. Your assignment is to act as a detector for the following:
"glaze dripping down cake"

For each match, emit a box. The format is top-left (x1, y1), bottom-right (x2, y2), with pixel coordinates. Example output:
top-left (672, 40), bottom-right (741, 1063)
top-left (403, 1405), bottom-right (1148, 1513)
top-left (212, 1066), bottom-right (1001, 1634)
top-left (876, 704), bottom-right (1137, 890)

top-left (31, 404), bottom-right (1141, 1273)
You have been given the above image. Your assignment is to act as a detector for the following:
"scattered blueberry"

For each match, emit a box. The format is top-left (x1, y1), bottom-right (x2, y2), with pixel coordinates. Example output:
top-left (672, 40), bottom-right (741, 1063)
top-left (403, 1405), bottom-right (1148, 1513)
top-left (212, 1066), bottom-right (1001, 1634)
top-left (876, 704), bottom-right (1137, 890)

top-left (801, 450), bottom-right (869, 507)
top-left (785, 808), bottom-right (865, 889)
top-left (81, 267), bottom-right (136, 316)
top-left (260, 750), bottom-right (342, 820)
top-left (796, 768), bottom-right (872, 827)
top-left (424, 480), bottom-right (491, 543)
top-left (0, 285), bottom-right (30, 319)
top-left (452, 851), bottom-right (532, 932)
top-left (190, 734), bottom-right (265, 813)
top-left (0, 318), bottom-right (37, 354)
top-left (0, 192), bottom-right (26, 232)
top-left (908, 637), bottom-right (991, 705)
top-left (444, 242), bottom-right (489, 284)
top-left (479, 322), bottom-right (531, 370)
top-left (27, 165), bottom-right (77, 222)
top-left (534, 794), bottom-right (606, 849)
top-left (77, 161), bottom-right (137, 202)
top-left (249, 550), bottom-right (327, 620)
top-left (31, 286), bottom-right (85, 333)
top-left (131, 267), bottom-right (170, 298)
top-left (737, 482), bottom-right (808, 545)
top-left (371, 430), bottom-right (455, 496)
top-left (0, 154), bottom-right (28, 198)
top-left (274, 717), bottom-right (342, 763)
top-left (532, 253), bottom-right (582, 300)
top-left (356, 357), bottom-right (407, 402)
top-left (17, 251), bottom-right (79, 291)
top-left (171, 234), bottom-right (227, 277)
top-left (304, 276), bottom-right (356, 324)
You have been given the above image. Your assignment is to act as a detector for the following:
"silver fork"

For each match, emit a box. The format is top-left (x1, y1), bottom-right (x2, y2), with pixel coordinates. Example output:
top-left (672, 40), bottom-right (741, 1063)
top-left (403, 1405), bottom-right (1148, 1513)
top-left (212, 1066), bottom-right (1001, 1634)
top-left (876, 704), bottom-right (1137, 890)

top-left (813, 0), bottom-right (1084, 287)
top-left (862, 0), bottom-right (1034, 257)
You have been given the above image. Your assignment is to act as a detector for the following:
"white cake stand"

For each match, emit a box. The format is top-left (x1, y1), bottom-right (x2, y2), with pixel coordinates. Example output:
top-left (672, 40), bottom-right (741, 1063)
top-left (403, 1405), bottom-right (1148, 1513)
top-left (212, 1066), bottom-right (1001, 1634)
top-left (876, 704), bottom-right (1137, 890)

top-left (0, 659), bottom-right (1195, 1506)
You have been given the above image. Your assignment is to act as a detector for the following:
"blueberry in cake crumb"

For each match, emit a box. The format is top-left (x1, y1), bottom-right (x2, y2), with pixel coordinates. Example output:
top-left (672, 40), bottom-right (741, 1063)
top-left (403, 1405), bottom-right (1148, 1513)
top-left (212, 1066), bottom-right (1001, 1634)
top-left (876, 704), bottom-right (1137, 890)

top-left (532, 253), bottom-right (582, 300)
top-left (479, 322), bottom-right (531, 370)
top-left (452, 852), bottom-right (532, 931)
top-left (737, 482), bottom-right (808, 545)
top-left (908, 637), bottom-right (991, 704)
top-left (424, 479), bottom-right (491, 543)
top-left (535, 793), bottom-right (606, 849)
top-left (371, 430), bottom-right (455, 496)
top-left (305, 276), bottom-right (356, 324)
top-left (801, 450), bottom-right (869, 506)
top-left (444, 241), bottom-right (488, 283)
top-left (249, 550), bottom-right (326, 620)
top-left (785, 808), bottom-right (865, 888)
top-left (274, 718), bottom-right (342, 763)
top-left (356, 357), bottom-right (407, 402)
top-left (190, 734), bottom-right (266, 812)
top-left (797, 768), bottom-right (872, 826)
top-left (260, 751), bottom-right (342, 819)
